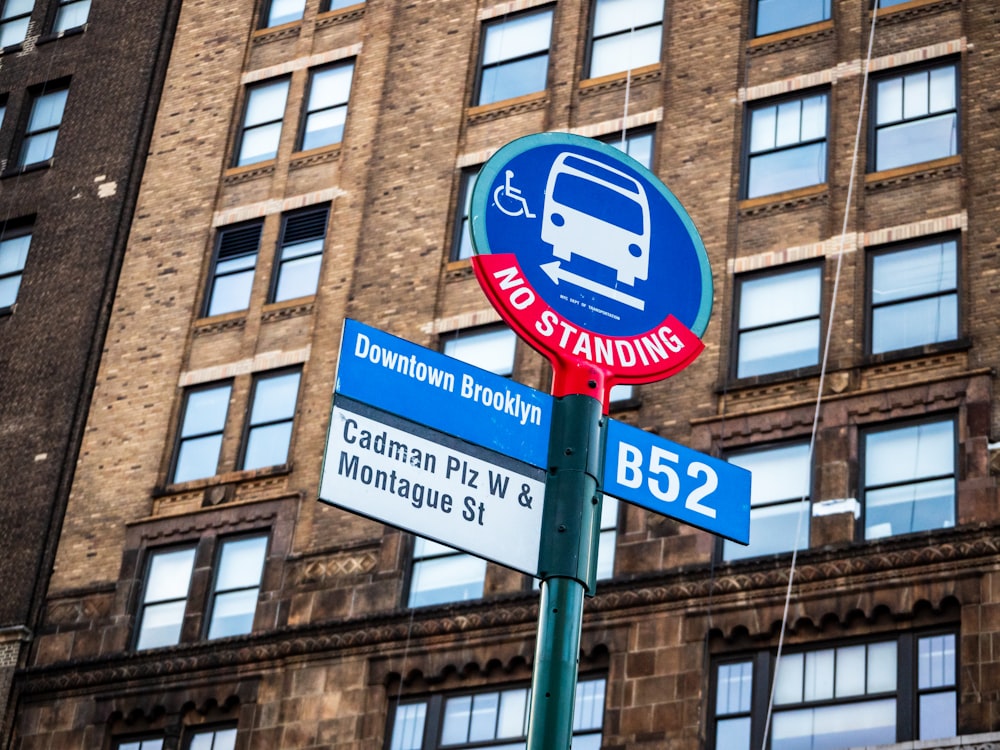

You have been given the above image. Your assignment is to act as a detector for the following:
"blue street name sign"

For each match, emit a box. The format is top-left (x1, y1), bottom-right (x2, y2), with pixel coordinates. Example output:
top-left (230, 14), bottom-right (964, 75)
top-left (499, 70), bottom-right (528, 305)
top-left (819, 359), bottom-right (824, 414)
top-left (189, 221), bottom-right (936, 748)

top-left (602, 419), bottom-right (751, 544)
top-left (335, 319), bottom-right (553, 469)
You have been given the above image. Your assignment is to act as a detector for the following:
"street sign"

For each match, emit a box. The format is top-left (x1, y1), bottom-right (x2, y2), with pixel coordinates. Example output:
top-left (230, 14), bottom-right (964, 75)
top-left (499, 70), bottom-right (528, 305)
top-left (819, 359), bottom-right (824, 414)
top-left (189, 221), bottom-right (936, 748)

top-left (602, 419), bottom-right (751, 544)
top-left (335, 318), bottom-right (552, 469)
top-left (320, 398), bottom-right (547, 576)
top-left (469, 132), bottom-right (714, 398)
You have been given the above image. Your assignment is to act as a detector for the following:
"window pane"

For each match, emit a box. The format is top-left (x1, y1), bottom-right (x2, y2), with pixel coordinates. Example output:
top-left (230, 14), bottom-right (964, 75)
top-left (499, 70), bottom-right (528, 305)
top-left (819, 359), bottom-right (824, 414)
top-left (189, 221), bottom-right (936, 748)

top-left (865, 421), bottom-right (954, 486)
top-left (190, 729), bottom-right (237, 750)
top-left (216, 536), bottom-right (267, 590)
top-left (390, 703), bottom-right (427, 750)
top-left (865, 477), bottom-right (955, 538)
top-left (723, 498), bottom-right (809, 560)
top-left (498, 689), bottom-right (529, 737)
top-left (146, 548), bottom-right (196, 602)
top-left (245, 81), bottom-right (289, 127)
top-left (302, 106), bottom-right (346, 151)
top-left (468, 692), bottom-right (500, 741)
top-left (444, 328), bottom-right (516, 376)
top-left (774, 100), bottom-right (803, 147)
top-left (750, 105), bottom-right (777, 153)
top-left (747, 141), bottom-right (827, 197)
top-left (740, 268), bottom-right (821, 329)
top-left (716, 717), bottom-right (751, 750)
top-left (876, 112), bottom-right (957, 171)
top-left (409, 554), bottom-right (486, 607)
top-left (207, 269), bottom-right (255, 316)
top-left (483, 11), bottom-right (552, 64)
top-left (574, 680), bottom-right (605, 731)
top-left (207, 589), bottom-right (259, 639)
top-left (803, 649), bottom-right (835, 702)
top-left (2, 0), bottom-right (32, 18)
top-left (867, 641), bottom-right (898, 693)
top-left (717, 661), bottom-right (754, 714)
top-left (29, 90), bottom-right (69, 130)
top-left (249, 371), bottom-right (300, 424)
top-left (266, 0), bottom-right (305, 26)
top-left (173, 434), bottom-right (224, 483)
top-left (872, 294), bottom-right (958, 353)
top-left (480, 55), bottom-right (549, 105)
top-left (593, 0), bottom-right (662, 36)
top-left (774, 653), bottom-right (803, 705)
top-left (135, 600), bottom-right (187, 650)
top-left (54, 0), bottom-right (90, 31)
top-left (738, 319), bottom-right (820, 377)
top-left (877, 76), bottom-right (903, 124)
top-left (238, 121), bottom-right (283, 165)
top-left (730, 443), bottom-right (811, 506)
top-left (919, 634), bottom-right (956, 689)
top-left (772, 699), bottom-right (896, 750)
top-left (902, 72), bottom-right (929, 119)
top-left (274, 252), bottom-right (322, 300)
top-left (590, 25), bottom-right (661, 78)
top-left (22, 132), bottom-right (60, 165)
top-left (310, 64), bottom-right (353, 109)
top-left (181, 386), bottom-right (231, 438)
top-left (755, 0), bottom-right (830, 36)
top-left (441, 696), bottom-right (472, 744)
top-left (0, 275), bottom-right (21, 307)
top-left (835, 645), bottom-right (866, 697)
top-left (872, 241), bottom-right (957, 305)
top-left (800, 95), bottom-right (828, 141)
top-left (243, 421), bottom-right (293, 469)
top-left (920, 691), bottom-right (957, 740)
top-left (0, 17), bottom-right (28, 47)
top-left (929, 66), bottom-right (956, 112)
top-left (0, 234), bottom-right (30, 274)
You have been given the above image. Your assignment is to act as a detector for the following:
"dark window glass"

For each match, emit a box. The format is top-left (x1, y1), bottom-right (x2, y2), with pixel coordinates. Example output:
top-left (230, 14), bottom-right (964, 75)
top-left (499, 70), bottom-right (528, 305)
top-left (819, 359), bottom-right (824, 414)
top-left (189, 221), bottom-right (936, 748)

top-left (172, 383), bottom-right (232, 483)
top-left (873, 63), bottom-right (958, 172)
top-left (735, 266), bottom-right (822, 378)
top-left (869, 237), bottom-right (958, 354)
top-left (205, 222), bottom-right (262, 317)
top-left (235, 78), bottom-right (289, 166)
top-left (240, 369), bottom-right (301, 470)
top-left (754, 0), bottom-right (830, 37)
top-left (206, 536), bottom-right (267, 640)
top-left (477, 9), bottom-right (553, 106)
top-left (19, 85), bottom-right (69, 167)
top-left (863, 418), bottom-right (955, 540)
top-left (746, 93), bottom-right (828, 198)
top-left (299, 62), bottom-right (354, 151)
top-left (271, 206), bottom-right (328, 301)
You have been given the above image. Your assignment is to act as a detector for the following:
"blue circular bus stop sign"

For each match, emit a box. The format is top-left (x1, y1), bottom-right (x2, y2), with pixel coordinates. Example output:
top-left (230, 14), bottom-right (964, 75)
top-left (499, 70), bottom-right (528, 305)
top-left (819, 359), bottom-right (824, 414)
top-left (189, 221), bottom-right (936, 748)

top-left (469, 132), bottom-right (713, 402)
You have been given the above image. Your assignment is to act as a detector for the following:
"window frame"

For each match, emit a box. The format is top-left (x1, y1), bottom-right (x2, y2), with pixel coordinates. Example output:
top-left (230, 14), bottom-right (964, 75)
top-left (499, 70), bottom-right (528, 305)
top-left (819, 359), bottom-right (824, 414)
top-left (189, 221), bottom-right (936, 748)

top-left (742, 89), bottom-right (829, 200)
top-left (859, 415), bottom-right (957, 541)
top-left (268, 204), bottom-right (330, 303)
top-left (237, 366), bottom-right (303, 472)
top-left (132, 544), bottom-right (198, 651)
top-left (203, 533), bottom-right (269, 641)
top-left (731, 262), bottom-right (824, 381)
top-left (232, 76), bottom-right (290, 168)
top-left (202, 219), bottom-right (263, 318)
top-left (169, 381), bottom-right (234, 485)
top-left (865, 235), bottom-right (961, 357)
top-left (17, 81), bottom-right (71, 170)
top-left (473, 6), bottom-right (554, 107)
top-left (296, 60), bottom-right (355, 152)
top-left (585, 0), bottom-right (664, 80)
top-left (751, 0), bottom-right (831, 38)
top-left (869, 60), bottom-right (960, 174)
top-left (708, 630), bottom-right (958, 750)
top-left (0, 220), bottom-right (32, 312)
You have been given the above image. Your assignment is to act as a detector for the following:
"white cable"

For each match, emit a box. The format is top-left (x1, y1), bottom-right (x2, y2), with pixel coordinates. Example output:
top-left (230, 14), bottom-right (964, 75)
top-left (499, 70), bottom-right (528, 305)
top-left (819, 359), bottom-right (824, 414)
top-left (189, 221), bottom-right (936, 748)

top-left (759, 6), bottom-right (880, 748)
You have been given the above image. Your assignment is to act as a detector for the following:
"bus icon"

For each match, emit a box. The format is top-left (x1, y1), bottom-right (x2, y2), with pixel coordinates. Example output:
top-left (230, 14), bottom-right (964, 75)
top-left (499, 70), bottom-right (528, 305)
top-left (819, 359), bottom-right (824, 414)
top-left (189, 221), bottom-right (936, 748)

top-left (541, 152), bottom-right (651, 286)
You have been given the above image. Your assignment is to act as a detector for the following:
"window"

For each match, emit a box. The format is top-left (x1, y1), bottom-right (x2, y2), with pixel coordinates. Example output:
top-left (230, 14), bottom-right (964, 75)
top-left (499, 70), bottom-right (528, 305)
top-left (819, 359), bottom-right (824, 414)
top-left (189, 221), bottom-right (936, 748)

top-left (869, 237), bottom-right (958, 355)
top-left (862, 418), bottom-right (955, 540)
top-left (595, 497), bottom-right (618, 580)
top-left (52, 0), bottom-right (89, 32)
top-left (204, 221), bottom-right (262, 317)
top-left (240, 368), bottom-right (301, 471)
top-left (476, 8), bottom-right (553, 106)
top-left (135, 538), bottom-right (267, 650)
top-left (117, 738), bottom-right (164, 750)
top-left (261, 0), bottom-right (304, 27)
top-left (588, 0), bottom-right (662, 79)
top-left (603, 128), bottom-right (654, 169)
top-left (135, 546), bottom-right (196, 650)
top-left (388, 677), bottom-right (606, 750)
top-left (877, 0), bottom-right (912, 6)
top-left (711, 632), bottom-right (957, 750)
top-left (187, 727), bottom-right (238, 750)
top-left (298, 61), bottom-right (354, 151)
top-left (0, 0), bottom-right (32, 48)
top-left (745, 92), bottom-right (828, 198)
top-left (171, 383), bottom-right (232, 484)
top-left (442, 326), bottom-right (517, 377)
top-left (270, 206), bottom-right (328, 302)
top-left (724, 442), bottom-right (810, 561)
top-left (735, 265), bottom-right (822, 379)
top-left (753, 0), bottom-right (830, 37)
top-left (206, 535), bottom-right (268, 640)
top-left (872, 62), bottom-right (958, 173)
top-left (408, 537), bottom-right (486, 608)
top-left (234, 78), bottom-right (289, 166)
top-left (0, 224), bottom-right (31, 310)
top-left (322, 0), bottom-right (361, 10)
top-left (18, 84), bottom-right (69, 168)
top-left (450, 169), bottom-right (478, 261)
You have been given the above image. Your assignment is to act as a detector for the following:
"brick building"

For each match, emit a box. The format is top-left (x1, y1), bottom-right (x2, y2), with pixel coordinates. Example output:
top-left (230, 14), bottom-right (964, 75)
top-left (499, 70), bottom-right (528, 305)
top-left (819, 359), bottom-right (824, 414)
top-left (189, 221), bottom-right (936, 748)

top-left (7, 0), bottom-right (1000, 749)
top-left (0, 0), bottom-right (180, 737)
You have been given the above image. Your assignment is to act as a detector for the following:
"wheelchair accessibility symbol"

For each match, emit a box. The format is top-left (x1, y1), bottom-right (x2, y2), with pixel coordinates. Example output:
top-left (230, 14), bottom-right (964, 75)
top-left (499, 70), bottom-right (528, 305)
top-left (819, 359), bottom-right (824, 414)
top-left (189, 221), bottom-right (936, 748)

top-left (493, 170), bottom-right (536, 219)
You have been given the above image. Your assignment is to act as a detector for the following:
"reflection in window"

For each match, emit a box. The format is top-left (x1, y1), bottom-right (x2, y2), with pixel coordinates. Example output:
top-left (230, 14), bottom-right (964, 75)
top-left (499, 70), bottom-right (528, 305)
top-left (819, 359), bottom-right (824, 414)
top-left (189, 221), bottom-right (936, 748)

top-left (207, 536), bottom-right (267, 639)
top-left (873, 63), bottom-right (958, 172)
top-left (724, 443), bottom-right (810, 560)
top-left (588, 0), bottom-right (662, 78)
top-left (863, 419), bottom-right (955, 539)
top-left (241, 369), bottom-right (301, 471)
top-left (735, 265), bottom-right (822, 378)
top-left (870, 237), bottom-right (958, 354)
top-left (477, 9), bottom-right (553, 106)
top-left (746, 93), bottom-right (828, 198)
top-left (171, 383), bottom-right (232, 483)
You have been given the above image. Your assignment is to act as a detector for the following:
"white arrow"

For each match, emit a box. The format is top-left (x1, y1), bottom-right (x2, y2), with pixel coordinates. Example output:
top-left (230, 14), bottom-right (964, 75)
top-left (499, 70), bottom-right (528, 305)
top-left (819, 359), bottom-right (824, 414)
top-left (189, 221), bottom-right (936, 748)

top-left (540, 261), bottom-right (646, 311)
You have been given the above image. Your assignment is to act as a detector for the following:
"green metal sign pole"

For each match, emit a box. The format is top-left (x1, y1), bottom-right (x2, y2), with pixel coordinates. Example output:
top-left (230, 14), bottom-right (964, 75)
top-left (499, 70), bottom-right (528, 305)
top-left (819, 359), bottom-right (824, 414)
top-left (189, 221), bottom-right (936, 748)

top-left (526, 393), bottom-right (605, 750)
